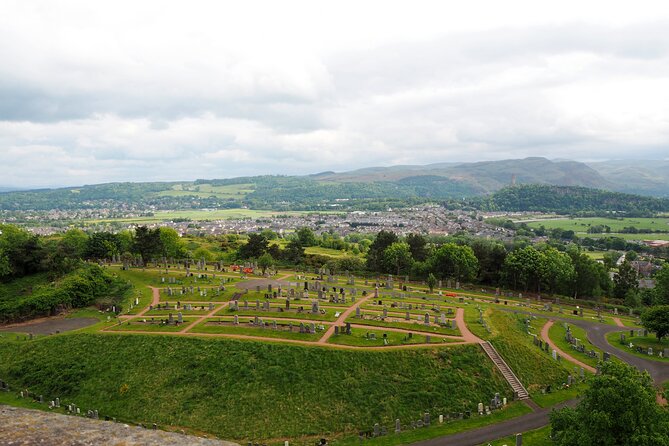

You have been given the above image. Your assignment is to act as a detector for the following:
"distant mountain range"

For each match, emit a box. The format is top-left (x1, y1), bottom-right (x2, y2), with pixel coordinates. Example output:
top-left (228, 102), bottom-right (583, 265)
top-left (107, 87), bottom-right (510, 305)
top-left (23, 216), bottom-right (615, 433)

top-left (312, 157), bottom-right (669, 197)
top-left (1, 157), bottom-right (668, 213)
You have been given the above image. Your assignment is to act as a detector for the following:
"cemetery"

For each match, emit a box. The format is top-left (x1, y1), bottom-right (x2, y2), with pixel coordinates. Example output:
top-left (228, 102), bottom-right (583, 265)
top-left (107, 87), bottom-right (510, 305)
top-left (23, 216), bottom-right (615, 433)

top-left (0, 259), bottom-right (663, 446)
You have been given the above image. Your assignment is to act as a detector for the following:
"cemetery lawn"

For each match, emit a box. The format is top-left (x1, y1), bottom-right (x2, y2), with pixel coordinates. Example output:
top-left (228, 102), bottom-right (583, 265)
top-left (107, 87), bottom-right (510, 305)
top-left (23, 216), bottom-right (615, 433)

top-left (218, 308), bottom-right (340, 322)
top-left (475, 425), bottom-right (552, 446)
top-left (328, 328), bottom-right (454, 347)
top-left (530, 381), bottom-right (585, 408)
top-left (344, 318), bottom-right (460, 336)
top-left (548, 322), bottom-right (604, 369)
top-left (189, 320), bottom-right (323, 341)
top-left (605, 332), bottom-right (669, 362)
top-left (0, 334), bottom-right (514, 442)
top-left (106, 318), bottom-right (198, 332)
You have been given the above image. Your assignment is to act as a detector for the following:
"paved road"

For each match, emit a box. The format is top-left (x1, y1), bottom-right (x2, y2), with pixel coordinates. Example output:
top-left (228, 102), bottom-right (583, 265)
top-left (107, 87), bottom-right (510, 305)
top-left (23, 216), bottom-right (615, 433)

top-left (411, 400), bottom-right (577, 446)
top-left (570, 318), bottom-right (669, 384)
top-left (412, 309), bottom-right (669, 446)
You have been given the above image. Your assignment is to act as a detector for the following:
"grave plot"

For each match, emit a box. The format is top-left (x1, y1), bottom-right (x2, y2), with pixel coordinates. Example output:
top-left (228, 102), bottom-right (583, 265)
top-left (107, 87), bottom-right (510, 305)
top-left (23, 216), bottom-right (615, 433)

top-left (547, 322), bottom-right (610, 368)
top-left (108, 316), bottom-right (197, 332)
top-left (189, 316), bottom-right (324, 341)
top-left (218, 298), bottom-right (341, 321)
top-left (606, 330), bottom-right (669, 362)
top-left (346, 306), bottom-right (461, 336)
top-left (143, 301), bottom-right (220, 316)
top-left (159, 284), bottom-right (242, 302)
top-left (114, 265), bottom-right (240, 288)
top-left (328, 325), bottom-right (457, 347)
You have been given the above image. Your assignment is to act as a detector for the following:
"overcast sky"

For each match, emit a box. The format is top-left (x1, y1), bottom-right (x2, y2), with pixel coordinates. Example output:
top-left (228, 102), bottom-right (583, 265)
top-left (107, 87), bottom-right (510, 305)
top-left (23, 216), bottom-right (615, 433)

top-left (1, 1), bottom-right (669, 187)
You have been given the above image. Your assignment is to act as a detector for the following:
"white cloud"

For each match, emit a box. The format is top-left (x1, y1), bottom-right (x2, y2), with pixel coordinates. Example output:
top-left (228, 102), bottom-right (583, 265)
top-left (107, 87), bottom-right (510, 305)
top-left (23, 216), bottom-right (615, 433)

top-left (1, 0), bottom-right (669, 186)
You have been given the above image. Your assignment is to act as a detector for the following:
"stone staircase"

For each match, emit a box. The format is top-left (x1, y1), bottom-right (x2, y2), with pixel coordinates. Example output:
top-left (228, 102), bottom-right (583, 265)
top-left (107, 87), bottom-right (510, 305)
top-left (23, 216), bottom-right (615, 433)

top-left (480, 341), bottom-right (529, 400)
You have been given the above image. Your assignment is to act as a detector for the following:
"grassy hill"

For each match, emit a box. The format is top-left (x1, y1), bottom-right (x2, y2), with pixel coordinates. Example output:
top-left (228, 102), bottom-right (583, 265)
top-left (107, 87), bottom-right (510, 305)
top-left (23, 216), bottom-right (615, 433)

top-left (0, 335), bottom-right (511, 441)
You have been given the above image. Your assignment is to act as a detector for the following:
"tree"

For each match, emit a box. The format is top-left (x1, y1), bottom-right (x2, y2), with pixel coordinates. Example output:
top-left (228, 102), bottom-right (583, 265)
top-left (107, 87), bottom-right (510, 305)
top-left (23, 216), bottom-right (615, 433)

top-left (296, 227), bottom-right (317, 247)
top-left (470, 238), bottom-right (507, 285)
top-left (613, 261), bottom-right (639, 300)
top-left (383, 242), bottom-right (413, 276)
top-left (237, 233), bottom-right (269, 259)
top-left (159, 227), bottom-right (185, 259)
top-left (60, 229), bottom-right (89, 260)
top-left (538, 247), bottom-right (574, 295)
top-left (257, 253), bottom-right (274, 275)
top-left (192, 247), bottom-right (215, 262)
top-left (0, 248), bottom-right (11, 278)
top-left (641, 306), bottom-right (669, 341)
top-left (427, 273), bottom-right (437, 293)
top-left (405, 233), bottom-right (428, 261)
top-left (654, 264), bottom-right (669, 305)
top-left (0, 224), bottom-right (43, 279)
top-left (501, 246), bottom-right (542, 291)
top-left (366, 230), bottom-right (398, 271)
top-left (428, 243), bottom-right (479, 282)
top-left (133, 226), bottom-right (162, 261)
top-left (284, 239), bottom-right (305, 264)
top-left (550, 361), bottom-right (669, 445)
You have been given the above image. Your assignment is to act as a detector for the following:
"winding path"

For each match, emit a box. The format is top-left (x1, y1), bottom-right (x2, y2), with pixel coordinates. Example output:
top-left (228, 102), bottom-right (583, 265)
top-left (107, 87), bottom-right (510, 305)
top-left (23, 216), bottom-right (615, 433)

top-left (540, 320), bottom-right (596, 373)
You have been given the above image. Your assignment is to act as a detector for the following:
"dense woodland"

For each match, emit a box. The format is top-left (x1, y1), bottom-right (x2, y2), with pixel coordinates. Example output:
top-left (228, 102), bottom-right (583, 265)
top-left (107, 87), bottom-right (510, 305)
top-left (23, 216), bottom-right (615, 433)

top-left (471, 185), bottom-right (669, 216)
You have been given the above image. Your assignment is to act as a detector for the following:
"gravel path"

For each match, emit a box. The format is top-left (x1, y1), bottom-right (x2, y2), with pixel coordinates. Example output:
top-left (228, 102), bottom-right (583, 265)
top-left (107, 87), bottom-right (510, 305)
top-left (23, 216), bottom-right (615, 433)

top-left (0, 318), bottom-right (98, 335)
top-left (0, 405), bottom-right (239, 446)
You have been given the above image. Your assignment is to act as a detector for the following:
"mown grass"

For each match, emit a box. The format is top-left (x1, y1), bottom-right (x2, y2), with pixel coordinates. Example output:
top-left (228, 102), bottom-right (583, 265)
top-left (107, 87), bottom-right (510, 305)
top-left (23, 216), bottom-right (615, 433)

top-left (189, 320), bottom-right (323, 341)
top-left (548, 322), bottom-right (605, 369)
top-left (0, 334), bottom-right (512, 442)
top-left (605, 332), bottom-right (669, 363)
top-left (328, 328), bottom-right (450, 347)
top-left (345, 317), bottom-right (460, 336)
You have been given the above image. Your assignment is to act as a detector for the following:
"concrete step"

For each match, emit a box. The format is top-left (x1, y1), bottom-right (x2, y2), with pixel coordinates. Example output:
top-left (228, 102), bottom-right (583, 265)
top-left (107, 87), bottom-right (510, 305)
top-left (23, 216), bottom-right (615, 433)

top-left (480, 341), bottom-right (530, 401)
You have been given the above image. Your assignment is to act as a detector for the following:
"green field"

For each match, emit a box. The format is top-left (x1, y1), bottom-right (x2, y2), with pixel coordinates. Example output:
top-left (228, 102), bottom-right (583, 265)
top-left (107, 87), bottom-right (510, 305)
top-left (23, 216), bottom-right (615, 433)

top-left (156, 183), bottom-right (256, 199)
top-left (0, 335), bottom-right (511, 442)
top-left (526, 217), bottom-right (669, 240)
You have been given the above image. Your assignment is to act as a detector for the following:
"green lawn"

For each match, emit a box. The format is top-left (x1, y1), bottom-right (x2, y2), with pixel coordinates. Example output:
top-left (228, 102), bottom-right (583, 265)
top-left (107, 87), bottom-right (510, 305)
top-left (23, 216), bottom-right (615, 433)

top-left (107, 318), bottom-right (197, 332)
top-left (0, 335), bottom-right (513, 442)
top-left (606, 332), bottom-right (669, 362)
top-left (189, 319), bottom-right (323, 341)
top-left (328, 327), bottom-right (451, 347)
top-left (548, 322), bottom-right (605, 369)
top-left (346, 317), bottom-right (460, 336)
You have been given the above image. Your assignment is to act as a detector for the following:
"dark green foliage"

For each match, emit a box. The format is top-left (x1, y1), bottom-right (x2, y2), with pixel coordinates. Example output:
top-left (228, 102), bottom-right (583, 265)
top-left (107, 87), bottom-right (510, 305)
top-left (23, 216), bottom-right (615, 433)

top-left (613, 261), bottom-right (639, 300)
top-left (0, 336), bottom-right (510, 440)
top-left (366, 230), bottom-right (398, 271)
top-left (551, 361), bottom-right (669, 445)
top-left (0, 264), bottom-right (128, 323)
top-left (640, 306), bottom-right (669, 341)
top-left (474, 185), bottom-right (669, 216)
top-left (0, 224), bottom-right (43, 280)
top-left (236, 233), bottom-right (269, 259)
top-left (133, 226), bottom-right (162, 261)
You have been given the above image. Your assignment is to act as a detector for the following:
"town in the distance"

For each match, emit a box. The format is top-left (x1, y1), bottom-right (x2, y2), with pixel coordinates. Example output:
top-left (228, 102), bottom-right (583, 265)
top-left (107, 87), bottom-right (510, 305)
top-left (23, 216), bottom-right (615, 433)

top-left (1, 156), bottom-right (669, 446)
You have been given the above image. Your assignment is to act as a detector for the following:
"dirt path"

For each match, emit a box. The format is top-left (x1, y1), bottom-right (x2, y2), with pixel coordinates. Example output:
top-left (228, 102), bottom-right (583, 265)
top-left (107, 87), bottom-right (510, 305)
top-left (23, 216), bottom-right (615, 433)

top-left (613, 317), bottom-right (625, 327)
top-left (455, 308), bottom-right (483, 343)
top-left (179, 302), bottom-right (229, 334)
top-left (134, 287), bottom-right (161, 318)
top-left (0, 317), bottom-right (98, 335)
top-left (103, 329), bottom-right (470, 351)
top-left (540, 320), bottom-right (596, 373)
top-left (317, 292), bottom-right (373, 344)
